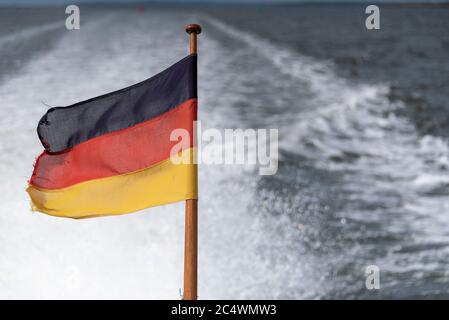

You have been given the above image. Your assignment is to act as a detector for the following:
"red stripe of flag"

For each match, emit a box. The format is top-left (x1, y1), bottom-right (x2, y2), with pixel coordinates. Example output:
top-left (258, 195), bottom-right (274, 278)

top-left (30, 99), bottom-right (196, 190)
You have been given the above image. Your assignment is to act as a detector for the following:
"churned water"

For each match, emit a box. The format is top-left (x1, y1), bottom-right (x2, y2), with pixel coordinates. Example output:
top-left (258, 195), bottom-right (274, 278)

top-left (0, 4), bottom-right (448, 299)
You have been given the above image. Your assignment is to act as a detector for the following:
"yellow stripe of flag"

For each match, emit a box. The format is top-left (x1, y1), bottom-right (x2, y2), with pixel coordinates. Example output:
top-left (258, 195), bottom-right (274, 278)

top-left (27, 148), bottom-right (198, 219)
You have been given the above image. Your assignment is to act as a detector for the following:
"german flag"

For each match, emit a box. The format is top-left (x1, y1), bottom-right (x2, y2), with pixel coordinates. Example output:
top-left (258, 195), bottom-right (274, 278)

top-left (27, 54), bottom-right (198, 219)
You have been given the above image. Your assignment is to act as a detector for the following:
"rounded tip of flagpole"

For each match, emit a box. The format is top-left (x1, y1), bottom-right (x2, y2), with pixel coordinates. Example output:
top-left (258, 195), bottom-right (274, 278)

top-left (185, 24), bottom-right (202, 35)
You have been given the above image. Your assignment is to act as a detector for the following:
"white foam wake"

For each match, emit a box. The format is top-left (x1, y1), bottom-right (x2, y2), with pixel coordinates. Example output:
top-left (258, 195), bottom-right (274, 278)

top-left (204, 15), bottom-right (449, 194)
top-left (204, 15), bottom-right (449, 277)
top-left (0, 21), bottom-right (62, 47)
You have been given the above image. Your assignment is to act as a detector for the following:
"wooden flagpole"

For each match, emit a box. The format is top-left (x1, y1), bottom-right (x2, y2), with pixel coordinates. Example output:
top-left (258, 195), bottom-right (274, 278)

top-left (183, 23), bottom-right (201, 301)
